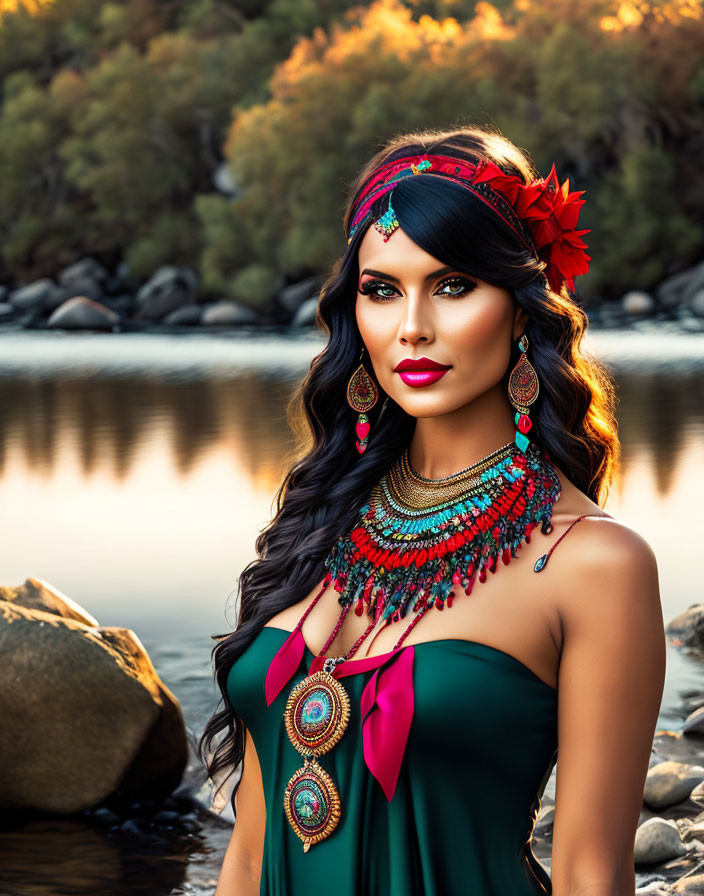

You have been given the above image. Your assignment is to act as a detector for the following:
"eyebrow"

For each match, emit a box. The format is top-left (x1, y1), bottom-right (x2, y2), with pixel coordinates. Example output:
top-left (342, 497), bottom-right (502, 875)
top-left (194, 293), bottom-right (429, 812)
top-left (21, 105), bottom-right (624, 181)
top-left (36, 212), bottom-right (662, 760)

top-left (359, 266), bottom-right (456, 284)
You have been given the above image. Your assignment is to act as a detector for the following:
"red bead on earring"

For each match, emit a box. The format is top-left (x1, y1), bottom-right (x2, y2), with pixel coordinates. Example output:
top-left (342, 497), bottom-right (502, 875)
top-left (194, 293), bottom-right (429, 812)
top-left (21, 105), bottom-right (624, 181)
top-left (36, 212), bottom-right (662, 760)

top-left (346, 350), bottom-right (379, 454)
top-left (507, 333), bottom-right (539, 453)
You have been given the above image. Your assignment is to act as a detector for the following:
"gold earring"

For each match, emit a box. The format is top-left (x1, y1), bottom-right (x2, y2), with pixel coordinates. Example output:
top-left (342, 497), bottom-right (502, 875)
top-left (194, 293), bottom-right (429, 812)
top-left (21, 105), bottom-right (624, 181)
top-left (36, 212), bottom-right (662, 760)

top-left (346, 349), bottom-right (379, 454)
top-left (507, 333), bottom-right (539, 453)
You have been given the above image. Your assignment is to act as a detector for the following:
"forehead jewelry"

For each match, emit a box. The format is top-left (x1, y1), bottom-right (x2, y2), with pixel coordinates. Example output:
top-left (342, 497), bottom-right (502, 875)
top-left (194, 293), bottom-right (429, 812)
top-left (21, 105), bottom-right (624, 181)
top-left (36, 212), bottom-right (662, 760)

top-left (346, 152), bottom-right (590, 295)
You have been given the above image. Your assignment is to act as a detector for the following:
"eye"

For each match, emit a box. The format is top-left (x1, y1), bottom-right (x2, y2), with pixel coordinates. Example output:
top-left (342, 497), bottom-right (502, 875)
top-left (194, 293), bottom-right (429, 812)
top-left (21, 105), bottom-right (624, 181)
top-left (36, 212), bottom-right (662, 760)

top-left (358, 279), bottom-right (399, 302)
top-left (435, 276), bottom-right (477, 298)
top-left (358, 276), bottom-right (477, 303)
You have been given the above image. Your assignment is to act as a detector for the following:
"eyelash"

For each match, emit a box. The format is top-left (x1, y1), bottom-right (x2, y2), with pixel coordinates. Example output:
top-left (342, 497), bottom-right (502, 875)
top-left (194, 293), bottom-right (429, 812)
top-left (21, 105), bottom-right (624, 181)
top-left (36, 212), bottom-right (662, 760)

top-left (358, 276), bottom-right (476, 302)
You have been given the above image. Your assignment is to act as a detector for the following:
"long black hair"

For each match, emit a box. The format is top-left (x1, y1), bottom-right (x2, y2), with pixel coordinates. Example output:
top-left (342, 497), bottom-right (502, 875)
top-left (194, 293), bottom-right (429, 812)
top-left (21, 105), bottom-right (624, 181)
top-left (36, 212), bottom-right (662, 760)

top-left (198, 123), bottom-right (620, 815)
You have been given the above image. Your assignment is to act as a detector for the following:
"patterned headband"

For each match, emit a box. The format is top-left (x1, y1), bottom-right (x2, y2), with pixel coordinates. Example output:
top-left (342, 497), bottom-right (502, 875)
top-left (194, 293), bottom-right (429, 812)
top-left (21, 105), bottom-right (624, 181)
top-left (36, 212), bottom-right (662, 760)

top-left (346, 152), bottom-right (591, 294)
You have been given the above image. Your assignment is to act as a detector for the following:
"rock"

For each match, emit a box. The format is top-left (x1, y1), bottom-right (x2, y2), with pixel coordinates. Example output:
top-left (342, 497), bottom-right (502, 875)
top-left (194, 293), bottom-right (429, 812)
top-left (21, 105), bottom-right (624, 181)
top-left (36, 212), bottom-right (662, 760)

top-left (657, 260), bottom-right (704, 309)
top-left (101, 294), bottom-right (133, 318)
top-left (113, 260), bottom-right (133, 291)
top-left (644, 761), bottom-right (704, 809)
top-left (674, 873), bottom-right (704, 894)
top-left (0, 302), bottom-right (15, 321)
top-left (689, 290), bottom-right (704, 319)
top-left (47, 296), bottom-right (119, 330)
top-left (682, 818), bottom-right (704, 841)
top-left (682, 692), bottom-right (704, 714)
top-left (536, 804), bottom-right (554, 827)
top-left (9, 278), bottom-right (62, 312)
top-left (636, 883), bottom-right (672, 895)
top-left (291, 296), bottom-right (319, 327)
top-left (684, 706), bottom-right (704, 737)
top-left (58, 257), bottom-right (109, 289)
top-left (277, 276), bottom-right (322, 315)
top-left (135, 266), bottom-right (198, 321)
top-left (622, 290), bottom-right (656, 315)
top-left (689, 779), bottom-right (704, 804)
top-left (0, 580), bottom-right (188, 814)
top-left (634, 817), bottom-right (687, 864)
top-left (163, 303), bottom-right (202, 326)
top-left (201, 300), bottom-right (259, 326)
top-left (666, 604), bottom-right (704, 650)
top-left (59, 276), bottom-right (105, 304)
top-left (0, 577), bottom-right (98, 626)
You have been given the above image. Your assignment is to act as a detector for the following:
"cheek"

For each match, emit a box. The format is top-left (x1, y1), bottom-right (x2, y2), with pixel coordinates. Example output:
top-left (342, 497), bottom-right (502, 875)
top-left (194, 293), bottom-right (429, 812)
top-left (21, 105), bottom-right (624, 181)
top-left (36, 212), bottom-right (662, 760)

top-left (355, 297), bottom-right (387, 354)
top-left (442, 295), bottom-right (514, 362)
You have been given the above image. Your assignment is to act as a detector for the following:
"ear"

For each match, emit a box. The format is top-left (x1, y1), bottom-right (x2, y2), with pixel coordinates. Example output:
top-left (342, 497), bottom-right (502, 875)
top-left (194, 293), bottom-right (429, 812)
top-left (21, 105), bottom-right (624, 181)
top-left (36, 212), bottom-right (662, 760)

top-left (511, 303), bottom-right (530, 341)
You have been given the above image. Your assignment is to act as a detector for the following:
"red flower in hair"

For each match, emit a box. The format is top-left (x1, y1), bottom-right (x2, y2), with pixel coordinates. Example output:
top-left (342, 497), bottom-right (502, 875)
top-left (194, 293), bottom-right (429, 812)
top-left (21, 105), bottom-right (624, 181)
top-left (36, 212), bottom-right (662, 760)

top-left (473, 160), bottom-right (591, 294)
top-left (518, 164), bottom-right (591, 293)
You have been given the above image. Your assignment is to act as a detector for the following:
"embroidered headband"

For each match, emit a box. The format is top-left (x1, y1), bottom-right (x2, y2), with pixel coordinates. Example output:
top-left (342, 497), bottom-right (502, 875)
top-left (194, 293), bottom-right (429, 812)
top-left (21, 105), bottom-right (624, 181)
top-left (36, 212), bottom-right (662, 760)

top-left (346, 152), bottom-right (591, 294)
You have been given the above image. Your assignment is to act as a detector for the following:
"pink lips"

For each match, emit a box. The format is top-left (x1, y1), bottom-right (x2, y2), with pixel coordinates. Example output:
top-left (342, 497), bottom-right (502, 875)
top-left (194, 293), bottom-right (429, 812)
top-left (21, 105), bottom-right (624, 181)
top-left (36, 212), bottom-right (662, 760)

top-left (394, 356), bottom-right (451, 387)
top-left (397, 368), bottom-right (449, 387)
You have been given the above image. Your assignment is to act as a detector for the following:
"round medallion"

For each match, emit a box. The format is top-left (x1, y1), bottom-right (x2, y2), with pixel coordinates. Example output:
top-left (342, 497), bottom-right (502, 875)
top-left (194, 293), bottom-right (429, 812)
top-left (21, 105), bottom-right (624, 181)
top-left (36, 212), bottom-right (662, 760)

top-left (284, 759), bottom-right (342, 851)
top-left (284, 670), bottom-right (351, 756)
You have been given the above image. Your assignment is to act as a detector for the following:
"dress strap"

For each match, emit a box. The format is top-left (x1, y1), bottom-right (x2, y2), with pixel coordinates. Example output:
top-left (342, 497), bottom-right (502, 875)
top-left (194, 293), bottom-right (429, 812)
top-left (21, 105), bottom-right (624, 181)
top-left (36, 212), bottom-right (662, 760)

top-left (533, 513), bottom-right (611, 572)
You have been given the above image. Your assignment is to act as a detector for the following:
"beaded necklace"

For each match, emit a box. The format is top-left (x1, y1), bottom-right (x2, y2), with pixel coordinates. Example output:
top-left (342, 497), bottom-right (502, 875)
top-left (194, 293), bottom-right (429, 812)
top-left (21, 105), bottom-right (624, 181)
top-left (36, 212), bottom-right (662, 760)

top-left (267, 439), bottom-right (562, 852)
top-left (324, 439), bottom-right (561, 627)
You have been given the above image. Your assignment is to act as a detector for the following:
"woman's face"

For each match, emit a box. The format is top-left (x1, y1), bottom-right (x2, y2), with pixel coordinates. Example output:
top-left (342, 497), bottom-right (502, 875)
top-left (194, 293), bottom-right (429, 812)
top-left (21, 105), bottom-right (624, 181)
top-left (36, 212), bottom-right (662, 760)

top-left (355, 224), bottom-right (529, 419)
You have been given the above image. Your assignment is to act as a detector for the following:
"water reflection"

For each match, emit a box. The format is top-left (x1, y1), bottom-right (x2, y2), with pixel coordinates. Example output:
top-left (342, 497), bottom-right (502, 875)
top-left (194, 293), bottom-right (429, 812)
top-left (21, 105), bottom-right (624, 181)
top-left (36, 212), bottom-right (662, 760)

top-left (0, 373), bottom-right (295, 486)
top-left (0, 331), bottom-right (703, 893)
top-left (616, 370), bottom-right (704, 496)
top-left (0, 812), bottom-right (231, 896)
top-left (0, 360), bottom-right (702, 495)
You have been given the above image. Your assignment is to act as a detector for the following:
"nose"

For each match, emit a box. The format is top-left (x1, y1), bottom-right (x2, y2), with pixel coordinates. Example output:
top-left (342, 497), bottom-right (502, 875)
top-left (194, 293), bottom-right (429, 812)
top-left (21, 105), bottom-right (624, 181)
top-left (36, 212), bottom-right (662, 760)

top-left (397, 292), bottom-right (433, 346)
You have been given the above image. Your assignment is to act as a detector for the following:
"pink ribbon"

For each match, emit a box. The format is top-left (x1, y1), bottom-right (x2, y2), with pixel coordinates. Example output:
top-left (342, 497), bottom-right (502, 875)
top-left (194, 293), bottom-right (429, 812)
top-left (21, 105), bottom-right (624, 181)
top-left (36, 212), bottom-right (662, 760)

top-left (264, 627), bottom-right (306, 707)
top-left (264, 628), bottom-right (415, 802)
top-left (359, 645), bottom-right (415, 801)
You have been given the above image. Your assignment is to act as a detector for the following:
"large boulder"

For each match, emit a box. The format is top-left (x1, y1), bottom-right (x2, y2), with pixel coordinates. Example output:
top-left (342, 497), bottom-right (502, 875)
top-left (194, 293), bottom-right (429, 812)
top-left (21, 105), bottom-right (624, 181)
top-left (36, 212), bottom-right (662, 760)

top-left (0, 578), bottom-right (188, 814)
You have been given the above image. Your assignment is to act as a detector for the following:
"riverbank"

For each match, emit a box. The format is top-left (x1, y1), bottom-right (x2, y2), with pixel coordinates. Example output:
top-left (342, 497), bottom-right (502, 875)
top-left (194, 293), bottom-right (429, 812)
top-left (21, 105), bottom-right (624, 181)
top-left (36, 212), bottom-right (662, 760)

top-left (1, 255), bottom-right (704, 335)
top-left (1, 323), bottom-right (704, 379)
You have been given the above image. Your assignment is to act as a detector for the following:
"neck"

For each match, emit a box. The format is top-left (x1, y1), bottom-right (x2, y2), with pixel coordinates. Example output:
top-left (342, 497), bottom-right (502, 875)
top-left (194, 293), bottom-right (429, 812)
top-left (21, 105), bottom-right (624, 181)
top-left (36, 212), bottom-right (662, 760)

top-left (407, 383), bottom-right (517, 480)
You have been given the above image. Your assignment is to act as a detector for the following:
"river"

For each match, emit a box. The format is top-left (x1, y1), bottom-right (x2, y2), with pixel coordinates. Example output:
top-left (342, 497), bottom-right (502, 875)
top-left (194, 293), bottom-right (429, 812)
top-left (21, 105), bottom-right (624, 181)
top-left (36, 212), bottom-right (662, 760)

top-left (0, 325), bottom-right (702, 893)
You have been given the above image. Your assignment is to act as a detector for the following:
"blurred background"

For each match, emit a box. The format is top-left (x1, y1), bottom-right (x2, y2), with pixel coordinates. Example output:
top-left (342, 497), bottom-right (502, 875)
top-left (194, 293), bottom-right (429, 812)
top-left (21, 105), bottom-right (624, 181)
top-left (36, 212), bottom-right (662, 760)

top-left (0, 0), bottom-right (703, 893)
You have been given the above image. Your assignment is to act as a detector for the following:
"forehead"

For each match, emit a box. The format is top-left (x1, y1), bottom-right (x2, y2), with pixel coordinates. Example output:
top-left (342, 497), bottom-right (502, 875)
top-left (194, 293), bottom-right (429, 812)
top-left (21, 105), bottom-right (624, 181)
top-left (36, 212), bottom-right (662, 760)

top-left (357, 225), bottom-right (445, 277)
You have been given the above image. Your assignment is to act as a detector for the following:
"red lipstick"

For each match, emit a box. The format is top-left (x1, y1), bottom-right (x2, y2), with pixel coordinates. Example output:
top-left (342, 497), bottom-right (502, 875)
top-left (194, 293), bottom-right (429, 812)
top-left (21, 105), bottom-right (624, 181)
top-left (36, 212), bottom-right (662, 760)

top-left (393, 356), bottom-right (451, 388)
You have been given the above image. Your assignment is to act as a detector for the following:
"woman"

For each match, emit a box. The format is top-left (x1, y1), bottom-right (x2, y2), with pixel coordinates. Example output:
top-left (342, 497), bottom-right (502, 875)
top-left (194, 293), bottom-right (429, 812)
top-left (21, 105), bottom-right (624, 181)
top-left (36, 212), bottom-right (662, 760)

top-left (201, 125), bottom-right (666, 895)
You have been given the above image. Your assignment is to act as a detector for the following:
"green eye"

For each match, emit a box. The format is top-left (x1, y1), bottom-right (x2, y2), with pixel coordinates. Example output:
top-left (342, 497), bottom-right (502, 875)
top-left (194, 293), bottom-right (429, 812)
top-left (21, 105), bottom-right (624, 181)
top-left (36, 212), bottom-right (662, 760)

top-left (358, 275), bottom-right (477, 302)
top-left (358, 280), bottom-right (398, 301)
top-left (436, 277), bottom-right (477, 297)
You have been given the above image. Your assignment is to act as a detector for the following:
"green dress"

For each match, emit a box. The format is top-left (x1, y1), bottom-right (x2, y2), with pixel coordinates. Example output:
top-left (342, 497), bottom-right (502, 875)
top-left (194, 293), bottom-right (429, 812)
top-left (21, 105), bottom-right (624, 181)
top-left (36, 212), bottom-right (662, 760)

top-left (226, 624), bottom-right (558, 895)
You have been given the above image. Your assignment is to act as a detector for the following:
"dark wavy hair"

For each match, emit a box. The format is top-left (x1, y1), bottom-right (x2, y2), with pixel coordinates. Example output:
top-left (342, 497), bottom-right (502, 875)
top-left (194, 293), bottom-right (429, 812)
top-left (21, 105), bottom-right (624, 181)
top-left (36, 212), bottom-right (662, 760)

top-left (198, 124), bottom-right (620, 816)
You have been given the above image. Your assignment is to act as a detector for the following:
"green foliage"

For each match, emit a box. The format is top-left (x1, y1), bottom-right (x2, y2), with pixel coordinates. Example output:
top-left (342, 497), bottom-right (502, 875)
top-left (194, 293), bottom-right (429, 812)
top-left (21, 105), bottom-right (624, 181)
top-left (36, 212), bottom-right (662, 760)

top-left (229, 263), bottom-right (282, 307)
top-left (212, 0), bottom-right (704, 299)
top-left (591, 144), bottom-right (704, 288)
top-left (1, 0), bottom-right (703, 300)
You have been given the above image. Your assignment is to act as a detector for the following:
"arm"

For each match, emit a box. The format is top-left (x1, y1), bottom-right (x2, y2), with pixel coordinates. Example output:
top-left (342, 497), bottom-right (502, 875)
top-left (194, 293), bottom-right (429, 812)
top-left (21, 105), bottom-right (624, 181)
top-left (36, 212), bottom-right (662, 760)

top-left (215, 725), bottom-right (266, 896)
top-left (550, 521), bottom-right (666, 896)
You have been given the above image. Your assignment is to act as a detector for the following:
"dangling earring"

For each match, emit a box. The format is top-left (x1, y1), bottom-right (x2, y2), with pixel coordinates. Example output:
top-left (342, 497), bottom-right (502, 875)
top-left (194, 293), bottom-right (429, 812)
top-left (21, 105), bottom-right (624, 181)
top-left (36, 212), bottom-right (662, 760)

top-left (346, 349), bottom-right (379, 454)
top-left (507, 333), bottom-right (539, 453)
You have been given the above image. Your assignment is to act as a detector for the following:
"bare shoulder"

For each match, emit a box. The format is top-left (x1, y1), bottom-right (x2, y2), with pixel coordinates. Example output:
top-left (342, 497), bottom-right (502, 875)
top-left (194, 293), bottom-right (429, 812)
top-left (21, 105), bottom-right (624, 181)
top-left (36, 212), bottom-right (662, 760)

top-left (550, 512), bottom-right (663, 658)
top-left (544, 466), bottom-right (662, 647)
